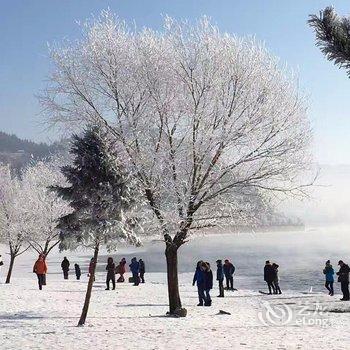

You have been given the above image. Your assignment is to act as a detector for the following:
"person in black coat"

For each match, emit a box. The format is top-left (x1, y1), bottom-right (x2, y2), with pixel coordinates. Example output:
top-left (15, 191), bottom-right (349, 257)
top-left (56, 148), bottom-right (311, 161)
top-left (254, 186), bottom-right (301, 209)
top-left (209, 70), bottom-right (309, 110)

top-left (223, 259), bottom-right (235, 290)
top-left (193, 260), bottom-right (205, 306)
top-left (106, 257), bottom-right (116, 290)
top-left (139, 259), bottom-right (145, 283)
top-left (264, 260), bottom-right (276, 294)
top-left (272, 263), bottom-right (282, 294)
top-left (203, 262), bottom-right (213, 306)
top-left (337, 260), bottom-right (350, 301)
top-left (216, 260), bottom-right (224, 297)
top-left (74, 263), bottom-right (81, 280)
top-left (61, 257), bottom-right (70, 279)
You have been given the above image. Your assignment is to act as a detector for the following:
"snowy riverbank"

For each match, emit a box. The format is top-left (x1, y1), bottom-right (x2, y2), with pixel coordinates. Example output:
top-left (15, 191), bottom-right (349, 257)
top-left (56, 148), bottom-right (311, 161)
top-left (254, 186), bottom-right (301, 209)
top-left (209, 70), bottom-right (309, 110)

top-left (1, 271), bottom-right (350, 350)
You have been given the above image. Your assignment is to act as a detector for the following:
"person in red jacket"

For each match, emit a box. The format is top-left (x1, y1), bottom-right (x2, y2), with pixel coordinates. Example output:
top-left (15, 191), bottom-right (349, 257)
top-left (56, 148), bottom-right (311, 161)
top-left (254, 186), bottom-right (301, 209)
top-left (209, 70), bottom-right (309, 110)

top-left (116, 258), bottom-right (127, 282)
top-left (33, 254), bottom-right (47, 290)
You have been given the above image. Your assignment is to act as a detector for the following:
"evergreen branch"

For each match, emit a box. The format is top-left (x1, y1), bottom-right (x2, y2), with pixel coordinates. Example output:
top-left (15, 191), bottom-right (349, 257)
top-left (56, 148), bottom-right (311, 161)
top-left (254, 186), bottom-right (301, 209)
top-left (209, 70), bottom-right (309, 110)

top-left (309, 6), bottom-right (350, 76)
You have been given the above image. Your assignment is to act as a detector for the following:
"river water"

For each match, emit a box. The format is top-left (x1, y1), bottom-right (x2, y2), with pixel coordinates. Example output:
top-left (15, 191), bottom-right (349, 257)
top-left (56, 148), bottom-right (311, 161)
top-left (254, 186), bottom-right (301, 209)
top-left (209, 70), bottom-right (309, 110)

top-left (95, 226), bottom-right (350, 293)
top-left (3, 226), bottom-right (350, 293)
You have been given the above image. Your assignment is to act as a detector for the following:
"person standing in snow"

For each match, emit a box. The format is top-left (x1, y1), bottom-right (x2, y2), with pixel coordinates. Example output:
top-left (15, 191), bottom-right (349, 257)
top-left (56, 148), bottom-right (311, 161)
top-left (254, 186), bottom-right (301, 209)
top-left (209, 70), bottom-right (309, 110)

top-left (223, 259), bottom-right (235, 290)
top-left (216, 259), bottom-right (224, 297)
top-left (0, 255), bottom-right (3, 276)
top-left (323, 260), bottom-right (334, 296)
top-left (129, 257), bottom-right (140, 286)
top-left (74, 263), bottom-right (81, 280)
top-left (203, 262), bottom-right (213, 306)
top-left (264, 260), bottom-right (276, 294)
top-left (193, 260), bottom-right (206, 306)
top-left (272, 263), bottom-right (282, 294)
top-left (61, 257), bottom-right (70, 279)
top-left (33, 254), bottom-right (47, 290)
top-left (105, 257), bottom-right (116, 290)
top-left (337, 260), bottom-right (350, 301)
top-left (116, 258), bottom-right (126, 282)
top-left (139, 259), bottom-right (145, 283)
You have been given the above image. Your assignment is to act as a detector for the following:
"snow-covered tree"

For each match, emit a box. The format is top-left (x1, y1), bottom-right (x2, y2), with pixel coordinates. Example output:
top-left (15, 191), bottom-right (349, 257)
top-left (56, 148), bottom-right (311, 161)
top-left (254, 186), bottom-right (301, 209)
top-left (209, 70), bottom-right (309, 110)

top-left (41, 12), bottom-right (313, 315)
top-left (21, 159), bottom-right (72, 257)
top-left (0, 165), bottom-right (30, 283)
top-left (309, 7), bottom-right (350, 77)
top-left (54, 126), bottom-right (140, 326)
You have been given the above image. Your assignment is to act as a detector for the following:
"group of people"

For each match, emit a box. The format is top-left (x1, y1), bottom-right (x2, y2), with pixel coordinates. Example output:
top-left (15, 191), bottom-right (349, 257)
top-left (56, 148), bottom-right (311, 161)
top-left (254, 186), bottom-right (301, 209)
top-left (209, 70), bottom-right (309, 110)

top-left (31, 255), bottom-right (146, 291)
top-left (216, 259), bottom-right (235, 297)
top-left (323, 259), bottom-right (350, 300)
top-left (60, 257), bottom-right (82, 280)
top-left (129, 257), bottom-right (146, 286)
top-left (33, 255), bottom-right (82, 290)
top-left (103, 257), bottom-right (146, 290)
top-left (262, 259), bottom-right (350, 301)
top-left (29, 254), bottom-right (350, 303)
top-left (264, 260), bottom-right (282, 295)
top-left (192, 259), bottom-right (236, 307)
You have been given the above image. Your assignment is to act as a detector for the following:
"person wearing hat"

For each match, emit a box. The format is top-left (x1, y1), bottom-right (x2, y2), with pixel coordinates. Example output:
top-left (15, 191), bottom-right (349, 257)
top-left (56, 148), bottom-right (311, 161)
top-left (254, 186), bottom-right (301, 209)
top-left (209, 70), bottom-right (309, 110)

top-left (323, 260), bottom-right (334, 296)
top-left (216, 259), bottom-right (224, 297)
top-left (337, 260), bottom-right (350, 301)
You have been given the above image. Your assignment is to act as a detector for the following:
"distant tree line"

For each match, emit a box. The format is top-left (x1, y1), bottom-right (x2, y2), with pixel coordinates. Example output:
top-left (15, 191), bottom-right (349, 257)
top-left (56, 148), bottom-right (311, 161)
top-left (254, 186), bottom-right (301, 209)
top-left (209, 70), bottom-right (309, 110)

top-left (0, 131), bottom-right (62, 156)
top-left (0, 131), bottom-right (66, 169)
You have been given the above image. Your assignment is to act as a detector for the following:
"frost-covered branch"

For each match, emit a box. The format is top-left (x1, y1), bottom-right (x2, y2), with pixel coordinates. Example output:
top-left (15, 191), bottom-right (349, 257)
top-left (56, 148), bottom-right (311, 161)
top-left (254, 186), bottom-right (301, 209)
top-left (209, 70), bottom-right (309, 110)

top-left (41, 11), bottom-right (314, 314)
top-left (20, 158), bottom-right (72, 257)
top-left (42, 13), bottom-right (313, 246)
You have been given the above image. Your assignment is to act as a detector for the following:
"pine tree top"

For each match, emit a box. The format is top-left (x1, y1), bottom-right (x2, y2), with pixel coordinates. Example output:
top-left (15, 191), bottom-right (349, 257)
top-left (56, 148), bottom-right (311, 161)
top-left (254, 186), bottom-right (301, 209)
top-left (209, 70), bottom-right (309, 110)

top-left (309, 6), bottom-right (350, 77)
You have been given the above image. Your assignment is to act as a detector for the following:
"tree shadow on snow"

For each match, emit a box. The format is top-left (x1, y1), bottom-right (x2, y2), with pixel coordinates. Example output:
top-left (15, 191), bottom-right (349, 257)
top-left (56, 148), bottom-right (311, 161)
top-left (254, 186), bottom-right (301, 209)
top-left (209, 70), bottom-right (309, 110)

top-left (46, 290), bottom-right (85, 293)
top-left (0, 312), bottom-right (44, 320)
top-left (114, 303), bottom-right (168, 307)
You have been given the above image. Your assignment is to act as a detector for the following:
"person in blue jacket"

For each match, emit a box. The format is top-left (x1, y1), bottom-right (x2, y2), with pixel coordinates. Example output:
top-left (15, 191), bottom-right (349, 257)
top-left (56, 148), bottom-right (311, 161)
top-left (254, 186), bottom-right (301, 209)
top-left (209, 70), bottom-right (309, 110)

top-left (216, 259), bottom-right (224, 297)
top-left (129, 257), bottom-right (140, 286)
top-left (323, 260), bottom-right (334, 296)
top-left (193, 260), bottom-right (206, 306)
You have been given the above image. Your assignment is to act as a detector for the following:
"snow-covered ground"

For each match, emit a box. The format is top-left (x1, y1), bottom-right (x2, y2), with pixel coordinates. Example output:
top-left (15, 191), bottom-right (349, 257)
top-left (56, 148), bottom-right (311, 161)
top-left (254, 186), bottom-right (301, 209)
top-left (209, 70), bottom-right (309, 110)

top-left (1, 268), bottom-right (350, 350)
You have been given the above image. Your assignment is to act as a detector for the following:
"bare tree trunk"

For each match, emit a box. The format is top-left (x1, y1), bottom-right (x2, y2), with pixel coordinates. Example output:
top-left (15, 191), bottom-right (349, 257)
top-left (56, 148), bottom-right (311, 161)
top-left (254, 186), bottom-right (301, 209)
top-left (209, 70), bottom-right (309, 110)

top-left (165, 245), bottom-right (182, 315)
top-left (78, 244), bottom-right (99, 326)
top-left (42, 250), bottom-right (49, 286)
top-left (5, 254), bottom-right (16, 284)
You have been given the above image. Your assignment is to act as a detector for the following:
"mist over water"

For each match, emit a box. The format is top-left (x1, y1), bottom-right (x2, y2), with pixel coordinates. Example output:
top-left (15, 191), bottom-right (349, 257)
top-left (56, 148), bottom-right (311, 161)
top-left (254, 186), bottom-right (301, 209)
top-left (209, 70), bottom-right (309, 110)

top-left (3, 226), bottom-right (350, 293)
top-left (97, 227), bottom-right (350, 293)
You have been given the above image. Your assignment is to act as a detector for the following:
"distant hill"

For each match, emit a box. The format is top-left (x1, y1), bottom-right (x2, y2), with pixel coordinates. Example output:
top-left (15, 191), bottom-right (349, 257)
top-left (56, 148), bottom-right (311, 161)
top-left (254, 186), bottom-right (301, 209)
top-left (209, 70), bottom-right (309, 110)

top-left (0, 131), bottom-right (65, 169)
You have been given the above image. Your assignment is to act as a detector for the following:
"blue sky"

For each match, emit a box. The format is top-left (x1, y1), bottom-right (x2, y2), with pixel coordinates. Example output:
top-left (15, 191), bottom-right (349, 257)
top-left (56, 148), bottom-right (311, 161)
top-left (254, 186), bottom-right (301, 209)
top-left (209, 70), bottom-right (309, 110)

top-left (1, 0), bottom-right (350, 164)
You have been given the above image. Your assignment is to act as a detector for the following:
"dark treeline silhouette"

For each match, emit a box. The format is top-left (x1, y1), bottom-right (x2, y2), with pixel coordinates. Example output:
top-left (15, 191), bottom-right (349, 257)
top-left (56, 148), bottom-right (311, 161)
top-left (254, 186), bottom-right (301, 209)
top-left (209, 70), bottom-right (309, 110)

top-left (0, 131), bottom-right (65, 169)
